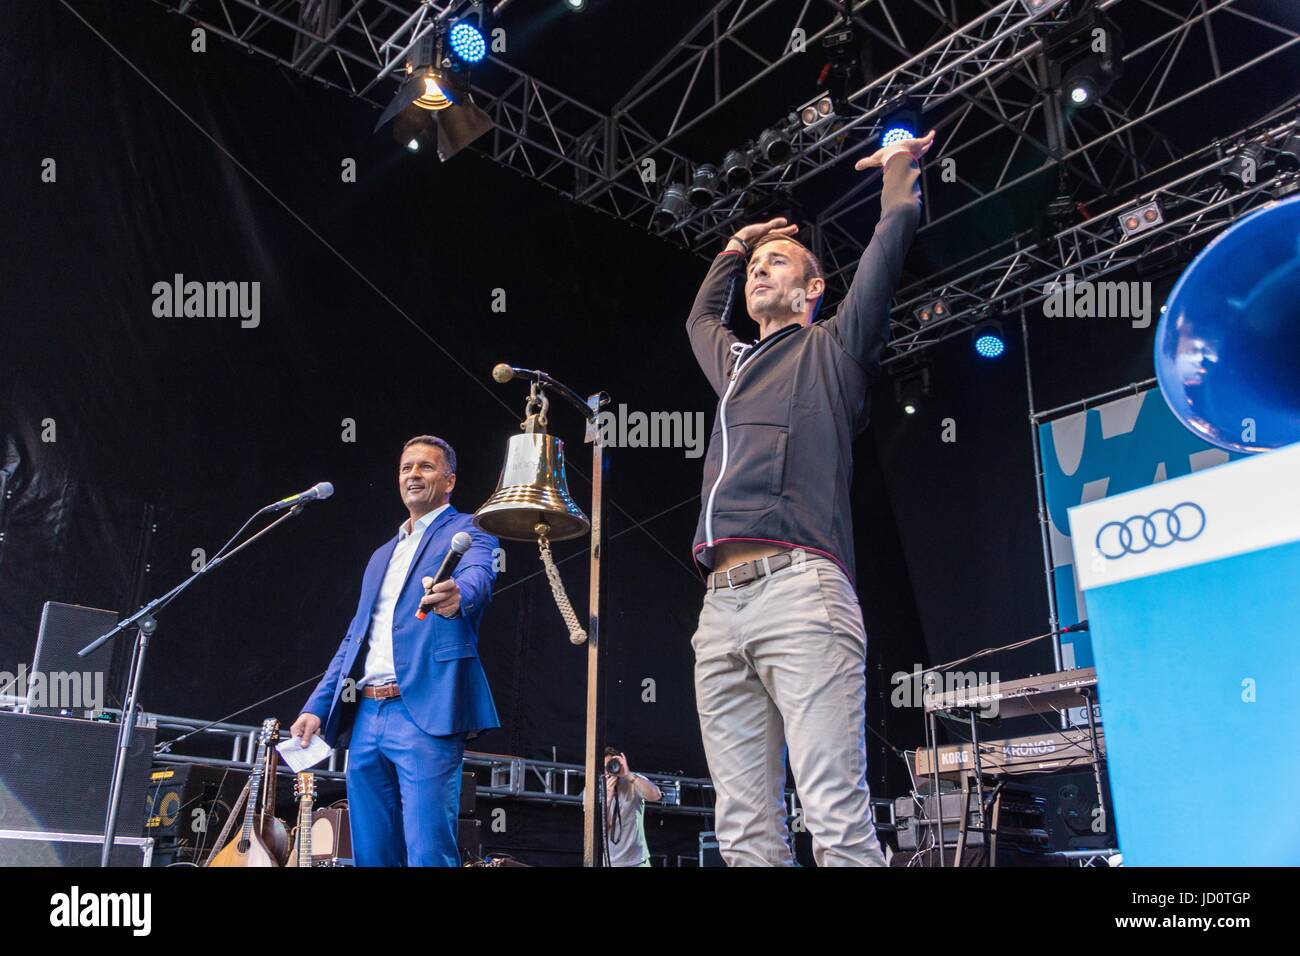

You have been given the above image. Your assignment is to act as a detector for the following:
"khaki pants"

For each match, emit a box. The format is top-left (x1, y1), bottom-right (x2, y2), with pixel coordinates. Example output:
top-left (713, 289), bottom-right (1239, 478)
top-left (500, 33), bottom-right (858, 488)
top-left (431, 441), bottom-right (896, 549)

top-left (692, 555), bottom-right (886, 867)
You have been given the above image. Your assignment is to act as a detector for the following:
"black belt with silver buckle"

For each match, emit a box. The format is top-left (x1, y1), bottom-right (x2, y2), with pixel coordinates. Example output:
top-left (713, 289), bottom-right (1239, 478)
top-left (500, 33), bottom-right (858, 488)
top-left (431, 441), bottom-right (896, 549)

top-left (708, 550), bottom-right (796, 590)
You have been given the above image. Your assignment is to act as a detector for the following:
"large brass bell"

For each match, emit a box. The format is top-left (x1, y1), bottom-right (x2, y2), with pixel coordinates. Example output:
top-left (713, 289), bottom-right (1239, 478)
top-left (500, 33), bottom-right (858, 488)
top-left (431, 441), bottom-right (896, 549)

top-left (474, 384), bottom-right (589, 542)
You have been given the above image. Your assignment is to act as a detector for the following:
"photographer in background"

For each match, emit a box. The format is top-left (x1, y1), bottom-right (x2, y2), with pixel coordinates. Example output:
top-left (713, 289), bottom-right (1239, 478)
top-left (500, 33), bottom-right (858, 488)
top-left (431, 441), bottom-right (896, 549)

top-left (597, 746), bottom-right (662, 867)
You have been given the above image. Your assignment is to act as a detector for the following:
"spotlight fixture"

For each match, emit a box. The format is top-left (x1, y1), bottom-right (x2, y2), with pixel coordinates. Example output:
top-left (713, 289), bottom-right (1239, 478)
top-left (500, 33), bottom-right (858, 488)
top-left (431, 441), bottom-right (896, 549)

top-left (879, 96), bottom-right (922, 148)
top-left (758, 126), bottom-right (794, 164)
top-left (689, 164), bottom-right (720, 208)
top-left (652, 183), bottom-right (690, 232)
top-left (1047, 9), bottom-right (1124, 109)
top-left (972, 320), bottom-right (1006, 359)
top-left (893, 366), bottom-right (930, 416)
top-left (819, 25), bottom-right (867, 107)
top-left (913, 296), bottom-right (949, 325)
top-left (799, 94), bottom-right (836, 127)
top-left (564, 0), bottom-right (585, 10)
top-left (1118, 199), bottom-right (1164, 238)
top-left (1045, 171), bottom-right (1079, 229)
top-left (375, 28), bottom-right (493, 162)
top-left (448, 21), bottom-right (487, 64)
top-left (1220, 142), bottom-right (1268, 190)
top-left (1275, 130), bottom-right (1300, 172)
top-left (720, 146), bottom-right (754, 191)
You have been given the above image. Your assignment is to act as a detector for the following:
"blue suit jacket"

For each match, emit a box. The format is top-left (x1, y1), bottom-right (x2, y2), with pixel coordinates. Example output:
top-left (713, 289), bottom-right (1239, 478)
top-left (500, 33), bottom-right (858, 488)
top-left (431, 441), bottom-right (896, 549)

top-left (303, 506), bottom-right (500, 746)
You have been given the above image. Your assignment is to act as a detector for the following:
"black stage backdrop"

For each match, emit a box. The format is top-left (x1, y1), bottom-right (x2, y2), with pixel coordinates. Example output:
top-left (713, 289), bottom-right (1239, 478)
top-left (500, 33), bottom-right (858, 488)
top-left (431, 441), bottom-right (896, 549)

top-left (0, 1), bottom-right (1215, 825)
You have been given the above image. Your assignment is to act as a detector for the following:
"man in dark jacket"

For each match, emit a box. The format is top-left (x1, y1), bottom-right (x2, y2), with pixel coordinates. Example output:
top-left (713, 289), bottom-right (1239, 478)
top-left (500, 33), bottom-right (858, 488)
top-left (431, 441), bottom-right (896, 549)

top-left (685, 130), bottom-right (934, 866)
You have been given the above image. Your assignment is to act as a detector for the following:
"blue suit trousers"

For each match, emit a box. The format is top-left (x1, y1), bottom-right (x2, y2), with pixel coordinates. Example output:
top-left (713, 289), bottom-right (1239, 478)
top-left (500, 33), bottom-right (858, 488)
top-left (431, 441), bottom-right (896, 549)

top-left (346, 695), bottom-right (467, 867)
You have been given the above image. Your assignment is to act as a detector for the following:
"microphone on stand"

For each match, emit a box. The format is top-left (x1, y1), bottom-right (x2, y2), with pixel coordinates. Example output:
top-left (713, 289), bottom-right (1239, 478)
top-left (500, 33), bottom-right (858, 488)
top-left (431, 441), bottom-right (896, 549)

top-left (416, 531), bottom-right (474, 620)
top-left (493, 363), bottom-right (530, 383)
top-left (264, 482), bottom-right (334, 513)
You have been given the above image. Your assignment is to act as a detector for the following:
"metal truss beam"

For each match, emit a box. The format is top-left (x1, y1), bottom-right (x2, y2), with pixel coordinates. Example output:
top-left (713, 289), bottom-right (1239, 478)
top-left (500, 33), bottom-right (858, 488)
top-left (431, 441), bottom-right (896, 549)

top-left (151, 0), bottom-right (1298, 335)
top-left (881, 115), bottom-right (1298, 365)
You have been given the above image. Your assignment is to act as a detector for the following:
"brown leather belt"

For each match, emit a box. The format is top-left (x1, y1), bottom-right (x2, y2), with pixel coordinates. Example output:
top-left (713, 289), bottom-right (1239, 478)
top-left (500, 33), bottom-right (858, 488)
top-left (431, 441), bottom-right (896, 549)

top-left (361, 682), bottom-right (401, 699)
top-left (707, 550), bottom-right (797, 591)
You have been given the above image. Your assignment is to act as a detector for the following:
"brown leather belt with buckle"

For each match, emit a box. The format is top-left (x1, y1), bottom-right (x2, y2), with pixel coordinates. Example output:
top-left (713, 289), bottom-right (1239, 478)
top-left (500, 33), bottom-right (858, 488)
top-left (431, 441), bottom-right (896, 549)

top-left (708, 550), bottom-right (796, 590)
top-left (361, 682), bottom-right (401, 699)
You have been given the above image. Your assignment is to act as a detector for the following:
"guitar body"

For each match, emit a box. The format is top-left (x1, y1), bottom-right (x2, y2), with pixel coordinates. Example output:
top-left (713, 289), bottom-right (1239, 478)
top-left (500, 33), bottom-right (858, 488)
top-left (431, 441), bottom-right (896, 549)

top-left (207, 829), bottom-right (279, 868)
top-left (262, 816), bottom-right (291, 866)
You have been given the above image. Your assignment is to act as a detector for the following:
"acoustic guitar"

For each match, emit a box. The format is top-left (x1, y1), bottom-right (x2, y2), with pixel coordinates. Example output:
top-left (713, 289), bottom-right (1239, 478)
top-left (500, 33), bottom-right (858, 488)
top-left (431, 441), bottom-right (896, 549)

top-left (207, 718), bottom-right (286, 867)
top-left (285, 772), bottom-right (317, 868)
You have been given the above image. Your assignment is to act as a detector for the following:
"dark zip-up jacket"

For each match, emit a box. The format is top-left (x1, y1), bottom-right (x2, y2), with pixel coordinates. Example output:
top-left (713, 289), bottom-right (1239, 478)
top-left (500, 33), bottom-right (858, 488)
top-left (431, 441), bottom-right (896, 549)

top-left (686, 157), bottom-right (923, 584)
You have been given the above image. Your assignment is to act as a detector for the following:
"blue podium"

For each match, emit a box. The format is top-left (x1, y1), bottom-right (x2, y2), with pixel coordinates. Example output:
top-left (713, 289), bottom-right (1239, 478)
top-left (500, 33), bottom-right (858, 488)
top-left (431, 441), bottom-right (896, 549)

top-left (1068, 441), bottom-right (1300, 866)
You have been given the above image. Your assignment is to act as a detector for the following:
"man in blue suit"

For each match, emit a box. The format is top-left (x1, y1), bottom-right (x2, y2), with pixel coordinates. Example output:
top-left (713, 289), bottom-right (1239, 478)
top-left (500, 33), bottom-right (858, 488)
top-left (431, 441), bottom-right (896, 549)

top-left (291, 435), bottom-right (499, 867)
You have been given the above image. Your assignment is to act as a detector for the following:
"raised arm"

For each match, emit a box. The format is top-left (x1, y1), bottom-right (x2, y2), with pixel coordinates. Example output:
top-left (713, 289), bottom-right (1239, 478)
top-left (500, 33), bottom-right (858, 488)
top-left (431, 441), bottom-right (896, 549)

top-left (685, 249), bottom-right (746, 396)
top-left (824, 130), bottom-right (934, 376)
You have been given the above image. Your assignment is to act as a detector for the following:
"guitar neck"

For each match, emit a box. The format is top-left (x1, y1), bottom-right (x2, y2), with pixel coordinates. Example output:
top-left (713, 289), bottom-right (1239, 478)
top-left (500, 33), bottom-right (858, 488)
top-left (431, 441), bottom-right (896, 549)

top-left (297, 796), bottom-right (313, 865)
top-left (239, 742), bottom-right (268, 845)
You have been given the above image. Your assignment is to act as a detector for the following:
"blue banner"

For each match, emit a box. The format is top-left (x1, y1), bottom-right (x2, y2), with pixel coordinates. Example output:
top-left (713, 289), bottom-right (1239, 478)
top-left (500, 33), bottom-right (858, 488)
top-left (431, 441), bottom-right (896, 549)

top-left (1037, 387), bottom-right (1241, 666)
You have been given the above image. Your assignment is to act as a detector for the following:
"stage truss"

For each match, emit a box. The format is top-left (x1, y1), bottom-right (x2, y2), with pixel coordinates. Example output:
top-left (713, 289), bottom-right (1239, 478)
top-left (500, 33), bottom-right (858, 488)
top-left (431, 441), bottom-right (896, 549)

top-left (151, 0), bottom-right (1299, 365)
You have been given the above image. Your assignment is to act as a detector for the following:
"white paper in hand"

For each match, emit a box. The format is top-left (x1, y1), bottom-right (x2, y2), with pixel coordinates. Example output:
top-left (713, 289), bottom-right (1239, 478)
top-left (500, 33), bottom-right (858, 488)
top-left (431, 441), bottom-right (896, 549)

top-left (277, 734), bottom-right (331, 773)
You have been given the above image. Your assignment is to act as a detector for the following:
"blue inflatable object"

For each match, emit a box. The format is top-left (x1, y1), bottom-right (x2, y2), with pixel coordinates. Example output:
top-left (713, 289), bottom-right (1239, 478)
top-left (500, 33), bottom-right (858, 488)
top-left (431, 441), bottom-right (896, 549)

top-left (1154, 194), bottom-right (1300, 454)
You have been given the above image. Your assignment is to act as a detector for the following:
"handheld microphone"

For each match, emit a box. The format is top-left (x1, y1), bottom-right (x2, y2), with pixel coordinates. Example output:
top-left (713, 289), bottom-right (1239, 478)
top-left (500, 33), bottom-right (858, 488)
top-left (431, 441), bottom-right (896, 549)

top-left (1060, 619), bottom-right (1090, 633)
top-left (265, 482), bottom-right (334, 512)
top-left (416, 531), bottom-right (474, 620)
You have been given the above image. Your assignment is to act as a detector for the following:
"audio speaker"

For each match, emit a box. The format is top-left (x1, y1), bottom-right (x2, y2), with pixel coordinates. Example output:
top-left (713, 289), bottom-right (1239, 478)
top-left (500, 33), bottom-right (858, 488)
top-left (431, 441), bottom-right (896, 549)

top-left (0, 711), bottom-right (155, 837)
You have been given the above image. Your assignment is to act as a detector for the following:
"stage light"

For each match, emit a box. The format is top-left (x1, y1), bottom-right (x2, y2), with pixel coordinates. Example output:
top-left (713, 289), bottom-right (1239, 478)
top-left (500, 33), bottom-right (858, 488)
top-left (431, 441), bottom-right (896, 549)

top-left (414, 70), bottom-right (454, 110)
top-left (973, 320), bottom-right (1006, 359)
top-left (879, 96), bottom-right (922, 148)
top-left (720, 147), bottom-right (754, 191)
top-left (1118, 199), bottom-right (1163, 238)
top-left (894, 367), bottom-right (930, 415)
top-left (1275, 131), bottom-right (1300, 171)
top-left (881, 125), bottom-right (915, 147)
top-left (375, 28), bottom-right (493, 162)
top-left (1221, 142), bottom-right (1267, 190)
top-left (448, 21), bottom-right (487, 64)
top-left (689, 164), bottom-right (719, 207)
top-left (913, 297), bottom-right (949, 325)
top-left (652, 183), bottom-right (689, 231)
top-left (1018, 0), bottom-right (1065, 12)
top-left (565, 0), bottom-right (585, 10)
top-left (758, 127), bottom-right (793, 164)
top-left (1048, 10), bottom-right (1123, 109)
top-left (800, 95), bottom-right (835, 127)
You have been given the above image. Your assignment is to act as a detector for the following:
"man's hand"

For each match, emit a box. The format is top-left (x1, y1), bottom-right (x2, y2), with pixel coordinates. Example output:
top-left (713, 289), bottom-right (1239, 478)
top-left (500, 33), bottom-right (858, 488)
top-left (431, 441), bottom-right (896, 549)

top-left (290, 712), bottom-right (321, 748)
top-left (727, 216), bottom-right (799, 254)
top-left (854, 128), bottom-right (936, 172)
top-left (420, 576), bottom-right (461, 618)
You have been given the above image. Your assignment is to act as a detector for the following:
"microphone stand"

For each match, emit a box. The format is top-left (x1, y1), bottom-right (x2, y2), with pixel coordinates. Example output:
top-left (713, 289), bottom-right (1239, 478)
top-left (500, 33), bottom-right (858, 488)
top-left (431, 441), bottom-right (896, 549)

top-left (79, 503), bottom-right (305, 867)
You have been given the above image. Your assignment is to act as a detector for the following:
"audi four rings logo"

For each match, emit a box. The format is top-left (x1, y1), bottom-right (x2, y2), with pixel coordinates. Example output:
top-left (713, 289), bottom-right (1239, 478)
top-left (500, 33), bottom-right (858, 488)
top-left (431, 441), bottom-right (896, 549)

top-left (1095, 502), bottom-right (1206, 559)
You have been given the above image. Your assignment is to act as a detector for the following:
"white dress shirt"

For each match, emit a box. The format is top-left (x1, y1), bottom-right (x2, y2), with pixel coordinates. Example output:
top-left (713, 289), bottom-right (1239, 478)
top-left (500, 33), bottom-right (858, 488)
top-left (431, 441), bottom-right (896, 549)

top-left (359, 505), bottom-right (448, 689)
